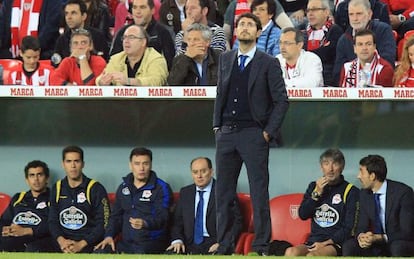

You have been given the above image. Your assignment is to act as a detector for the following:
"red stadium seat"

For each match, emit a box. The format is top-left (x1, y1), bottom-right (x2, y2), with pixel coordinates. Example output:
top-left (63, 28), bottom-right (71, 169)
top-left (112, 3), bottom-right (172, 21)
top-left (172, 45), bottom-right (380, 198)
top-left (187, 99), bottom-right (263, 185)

top-left (107, 192), bottom-right (116, 207)
top-left (0, 59), bottom-right (22, 71)
top-left (0, 192), bottom-right (11, 216)
top-left (234, 193), bottom-right (254, 255)
top-left (38, 59), bottom-right (55, 71)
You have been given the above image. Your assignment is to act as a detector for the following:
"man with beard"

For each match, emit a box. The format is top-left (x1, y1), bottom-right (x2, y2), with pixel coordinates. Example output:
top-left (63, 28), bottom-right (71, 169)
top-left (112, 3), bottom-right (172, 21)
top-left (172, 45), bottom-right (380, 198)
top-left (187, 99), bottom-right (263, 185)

top-left (213, 12), bottom-right (289, 256)
top-left (285, 149), bottom-right (359, 256)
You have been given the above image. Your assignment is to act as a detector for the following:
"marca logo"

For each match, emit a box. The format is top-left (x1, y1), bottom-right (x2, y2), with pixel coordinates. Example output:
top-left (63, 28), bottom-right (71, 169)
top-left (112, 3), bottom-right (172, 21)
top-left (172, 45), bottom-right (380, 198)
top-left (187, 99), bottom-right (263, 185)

top-left (289, 204), bottom-right (300, 219)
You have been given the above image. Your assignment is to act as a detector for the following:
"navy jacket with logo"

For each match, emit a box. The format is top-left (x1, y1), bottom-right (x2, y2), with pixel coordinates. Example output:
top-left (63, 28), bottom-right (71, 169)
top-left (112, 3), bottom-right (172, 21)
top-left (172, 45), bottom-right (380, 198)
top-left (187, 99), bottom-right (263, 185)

top-left (105, 171), bottom-right (173, 250)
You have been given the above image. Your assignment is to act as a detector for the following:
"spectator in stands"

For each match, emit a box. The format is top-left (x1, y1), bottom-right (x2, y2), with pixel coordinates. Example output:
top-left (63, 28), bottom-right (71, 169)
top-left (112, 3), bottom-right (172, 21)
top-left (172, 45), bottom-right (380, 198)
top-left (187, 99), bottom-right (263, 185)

top-left (382, 0), bottom-right (414, 39)
top-left (168, 23), bottom-right (220, 86)
top-left (339, 29), bottom-right (394, 87)
top-left (342, 154), bottom-right (414, 256)
top-left (333, 0), bottom-right (396, 84)
top-left (94, 147), bottom-right (173, 254)
top-left (53, 0), bottom-right (109, 67)
top-left (394, 37), bottom-right (414, 87)
top-left (97, 24), bottom-right (168, 86)
top-left (159, 0), bottom-right (217, 34)
top-left (278, 0), bottom-right (308, 28)
top-left (29, 146), bottom-right (110, 253)
top-left (285, 148), bottom-right (359, 256)
top-left (0, 160), bottom-right (50, 252)
top-left (0, 0), bottom-right (61, 59)
top-left (223, 0), bottom-right (293, 46)
top-left (7, 36), bottom-right (53, 85)
top-left (51, 28), bottom-right (106, 86)
top-left (276, 27), bottom-right (324, 87)
top-left (334, 0), bottom-right (390, 32)
top-left (110, 0), bottom-right (175, 70)
top-left (113, 0), bottom-right (133, 35)
top-left (304, 0), bottom-right (343, 86)
top-left (166, 157), bottom-right (242, 254)
top-left (232, 0), bottom-right (282, 56)
top-left (83, 0), bottom-right (112, 43)
top-left (175, 0), bottom-right (227, 55)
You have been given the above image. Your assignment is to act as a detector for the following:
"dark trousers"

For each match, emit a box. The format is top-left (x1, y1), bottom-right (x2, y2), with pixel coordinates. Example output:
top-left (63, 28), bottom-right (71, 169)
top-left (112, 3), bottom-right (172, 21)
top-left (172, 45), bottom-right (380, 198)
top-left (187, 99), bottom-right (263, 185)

top-left (215, 126), bottom-right (271, 254)
top-left (25, 236), bottom-right (94, 253)
top-left (343, 237), bottom-right (414, 257)
top-left (0, 236), bottom-right (37, 252)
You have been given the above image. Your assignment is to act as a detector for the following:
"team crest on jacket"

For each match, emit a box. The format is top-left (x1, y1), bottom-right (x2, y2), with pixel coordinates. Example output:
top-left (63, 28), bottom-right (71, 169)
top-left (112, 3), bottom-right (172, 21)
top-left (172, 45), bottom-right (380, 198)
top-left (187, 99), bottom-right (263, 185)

top-left (59, 206), bottom-right (87, 230)
top-left (122, 187), bottom-right (130, 195)
top-left (36, 201), bottom-right (47, 209)
top-left (77, 192), bottom-right (86, 203)
top-left (13, 211), bottom-right (41, 225)
top-left (314, 204), bottom-right (339, 227)
top-left (139, 190), bottom-right (152, 201)
top-left (332, 194), bottom-right (342, 204)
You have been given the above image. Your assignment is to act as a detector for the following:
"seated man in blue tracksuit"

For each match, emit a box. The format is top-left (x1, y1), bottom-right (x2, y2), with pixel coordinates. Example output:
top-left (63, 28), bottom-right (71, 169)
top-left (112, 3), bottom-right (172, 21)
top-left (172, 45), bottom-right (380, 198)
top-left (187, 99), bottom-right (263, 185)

top-left (94, 147), bottom-right (173, 254)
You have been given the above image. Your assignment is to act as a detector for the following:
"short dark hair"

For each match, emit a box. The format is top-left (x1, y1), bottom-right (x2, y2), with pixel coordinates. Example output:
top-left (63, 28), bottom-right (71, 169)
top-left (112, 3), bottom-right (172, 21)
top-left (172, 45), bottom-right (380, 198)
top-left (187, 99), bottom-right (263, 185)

top-left (65, 0), bottom-right (88, 14)
top-left (24, 160), bottom-right (50, 178)
top-left (132, 0), bottom-right (155, 10)
top-left (251, 0), bottom-right (276, 17)
top-left (236, 12), bottom-right (262, 31)
top-left (190, 157), bottom-right (212, 169)
top-left (281, 27), bottom-right (304, 43)
top-left (197, 0), bottom-right (210, 9)
top-left (62, 145), bottom-right (84, 161)
top-left (353, 28), bottom-right (376, 45)
top-left (359, 155), bottom-right (387, 182)
top-left (129, 147), bottom-right (153, 161)
top-left (21, 36), bottom-right (41, 53)
top-left (319, 148), bottom-right (345, 170)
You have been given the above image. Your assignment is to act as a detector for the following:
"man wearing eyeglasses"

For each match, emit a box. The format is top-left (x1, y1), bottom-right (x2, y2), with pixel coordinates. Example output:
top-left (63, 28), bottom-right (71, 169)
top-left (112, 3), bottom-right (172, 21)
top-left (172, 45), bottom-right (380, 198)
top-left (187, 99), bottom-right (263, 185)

top-left (303, 0), bottom-right (343, 86)
top-left (276, 27), bottom-right (323, 88)
top-left (213, 12), bottom-right (288, 256)
top-left (52, 0), bottom-right (109, 67)
top-left (50, 28), bottom-right (107, 86)
top-left (96, 24), bottom-right (168, 86)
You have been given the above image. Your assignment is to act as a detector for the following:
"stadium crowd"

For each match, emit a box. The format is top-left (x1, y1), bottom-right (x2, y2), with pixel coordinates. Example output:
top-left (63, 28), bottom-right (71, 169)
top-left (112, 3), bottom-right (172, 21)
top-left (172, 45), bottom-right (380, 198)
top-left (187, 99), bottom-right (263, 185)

top-left (0, 0), bottom-right (414, 87)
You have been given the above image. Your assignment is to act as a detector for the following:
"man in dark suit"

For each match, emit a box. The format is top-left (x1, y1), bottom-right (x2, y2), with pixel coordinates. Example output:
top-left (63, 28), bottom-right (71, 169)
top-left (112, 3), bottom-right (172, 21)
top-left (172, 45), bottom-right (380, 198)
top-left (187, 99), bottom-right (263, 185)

top-left (343, 154), bottom-right (414, 256)
top-left (166, 157), bottom-right (242, 254)
top-left (213, 12), bottom-right (289, 256)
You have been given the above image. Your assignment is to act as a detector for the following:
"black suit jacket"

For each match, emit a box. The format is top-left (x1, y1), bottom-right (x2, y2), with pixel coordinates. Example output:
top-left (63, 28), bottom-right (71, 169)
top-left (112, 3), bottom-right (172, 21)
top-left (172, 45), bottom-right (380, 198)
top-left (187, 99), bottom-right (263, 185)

top-left (213, 49), bottom-right (289, 140)
top-left (357, 180), bottom-right (414, 242)
top-left (170, 180), bottom-right (242, 247)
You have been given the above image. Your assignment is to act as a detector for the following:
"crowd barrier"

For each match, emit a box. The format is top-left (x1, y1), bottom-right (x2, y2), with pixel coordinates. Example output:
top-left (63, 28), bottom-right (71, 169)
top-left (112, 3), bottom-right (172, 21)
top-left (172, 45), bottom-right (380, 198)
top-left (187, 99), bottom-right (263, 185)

top-left (1, 86), bottom-right (414, 100)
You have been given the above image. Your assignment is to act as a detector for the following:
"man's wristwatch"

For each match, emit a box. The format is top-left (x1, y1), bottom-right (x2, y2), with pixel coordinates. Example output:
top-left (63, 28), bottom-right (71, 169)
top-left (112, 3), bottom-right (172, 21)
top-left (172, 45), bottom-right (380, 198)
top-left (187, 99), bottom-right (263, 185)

top-left (311, 191), bottom-right (321, 200)
top-left (78, 54), bottom-right (86, 60)
top-left (398, 14), bottom-right (406, 23)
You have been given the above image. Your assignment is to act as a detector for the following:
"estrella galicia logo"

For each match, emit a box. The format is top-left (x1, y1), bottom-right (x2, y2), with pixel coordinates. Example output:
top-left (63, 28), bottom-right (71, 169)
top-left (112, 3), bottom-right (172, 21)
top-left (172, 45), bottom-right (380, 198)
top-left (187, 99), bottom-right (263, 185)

top-left (313, 204), bottom-right (339, 228)
top-left (13, 211), bottom-right (41, 225)
top-left (59, 206), bottom-right (87, 230)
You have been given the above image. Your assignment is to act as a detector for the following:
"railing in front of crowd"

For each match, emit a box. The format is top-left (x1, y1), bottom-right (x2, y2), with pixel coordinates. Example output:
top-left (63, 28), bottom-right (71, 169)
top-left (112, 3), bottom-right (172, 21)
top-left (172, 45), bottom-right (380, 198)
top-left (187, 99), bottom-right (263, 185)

top-left (1, 86), bottom-right (414, 100)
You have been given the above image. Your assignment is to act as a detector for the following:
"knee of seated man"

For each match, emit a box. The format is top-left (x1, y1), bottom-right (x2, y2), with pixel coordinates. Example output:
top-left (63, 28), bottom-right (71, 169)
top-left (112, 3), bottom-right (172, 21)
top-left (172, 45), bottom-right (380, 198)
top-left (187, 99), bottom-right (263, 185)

top-left (389, 240), bottom-right (414, 257)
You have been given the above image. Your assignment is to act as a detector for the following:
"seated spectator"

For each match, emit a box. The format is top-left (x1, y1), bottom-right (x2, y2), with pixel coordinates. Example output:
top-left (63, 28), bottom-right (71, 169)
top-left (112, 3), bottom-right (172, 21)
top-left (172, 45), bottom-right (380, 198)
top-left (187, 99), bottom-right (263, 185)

top-left (394, 36), bottom-right (414, 87)
top-left (110, 0), bottom-right (175, 70)
top-left (304, 0), bottom-right (343, 86)
top-left (7, 36), bottom-right (53, 85)
top-left (113, 0), bottom-right (133, 35)
top-left (0, 160), bottom-right (50, 252)
top-left (53, 0), bottom-right (109, 67)
top-left (276, 27), bottom-right (324, 87)
top-left (94, 147), bottom-right (173, 254)
top-left (83, 0), bottom-right (112, 43)
top-left (175, 0), bottom-right (227, 55)
top-left (223, 0), bottom-right (293, 46)
top-left (97, 25), bottom-right (168, 86)
top-left (168, 23), bottom-right (220, 86)
top-left (166, 157), bottom-right (242, 255)
top-left (334, 0), bottom-right (396, 83)
top-left (339, 29), bottom-right (394, 87)
top-left (0, 0), bottom-right (61, 59)
top-left (279, 0), bottom-right (308, 28)
top-left (382, 0), bottom-right (414, 39)
top-left (159, 0), bottom-right (217, 34)
top-left (285, 148), bottom-right (359, 256)
top-left (51, 28), bottom-right (106, 86)
top-left (233, 0), bottom-right (281, 56)
top-left (342, 154), bottom-right (414, 256)
top-left (335, 0), bottom-right (390, 32)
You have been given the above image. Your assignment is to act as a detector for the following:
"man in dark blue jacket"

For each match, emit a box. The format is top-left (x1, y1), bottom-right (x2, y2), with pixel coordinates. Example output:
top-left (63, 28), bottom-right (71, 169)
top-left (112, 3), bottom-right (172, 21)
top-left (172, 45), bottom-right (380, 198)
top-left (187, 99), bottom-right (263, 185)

top-left (94, 147), bottom-right (173, 254)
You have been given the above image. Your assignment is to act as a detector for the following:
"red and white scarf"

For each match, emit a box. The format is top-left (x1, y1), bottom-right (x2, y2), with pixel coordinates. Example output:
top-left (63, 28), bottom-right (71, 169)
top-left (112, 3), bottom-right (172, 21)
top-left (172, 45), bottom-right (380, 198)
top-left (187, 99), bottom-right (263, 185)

top-left (233, 0), bottom-right (250, 45)
top-left (10, 0), bottom-right (43, 58)
top-left (342, 50), bottom-right (380, 87)
top-left (306, 18), bottom-right (333, 51)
